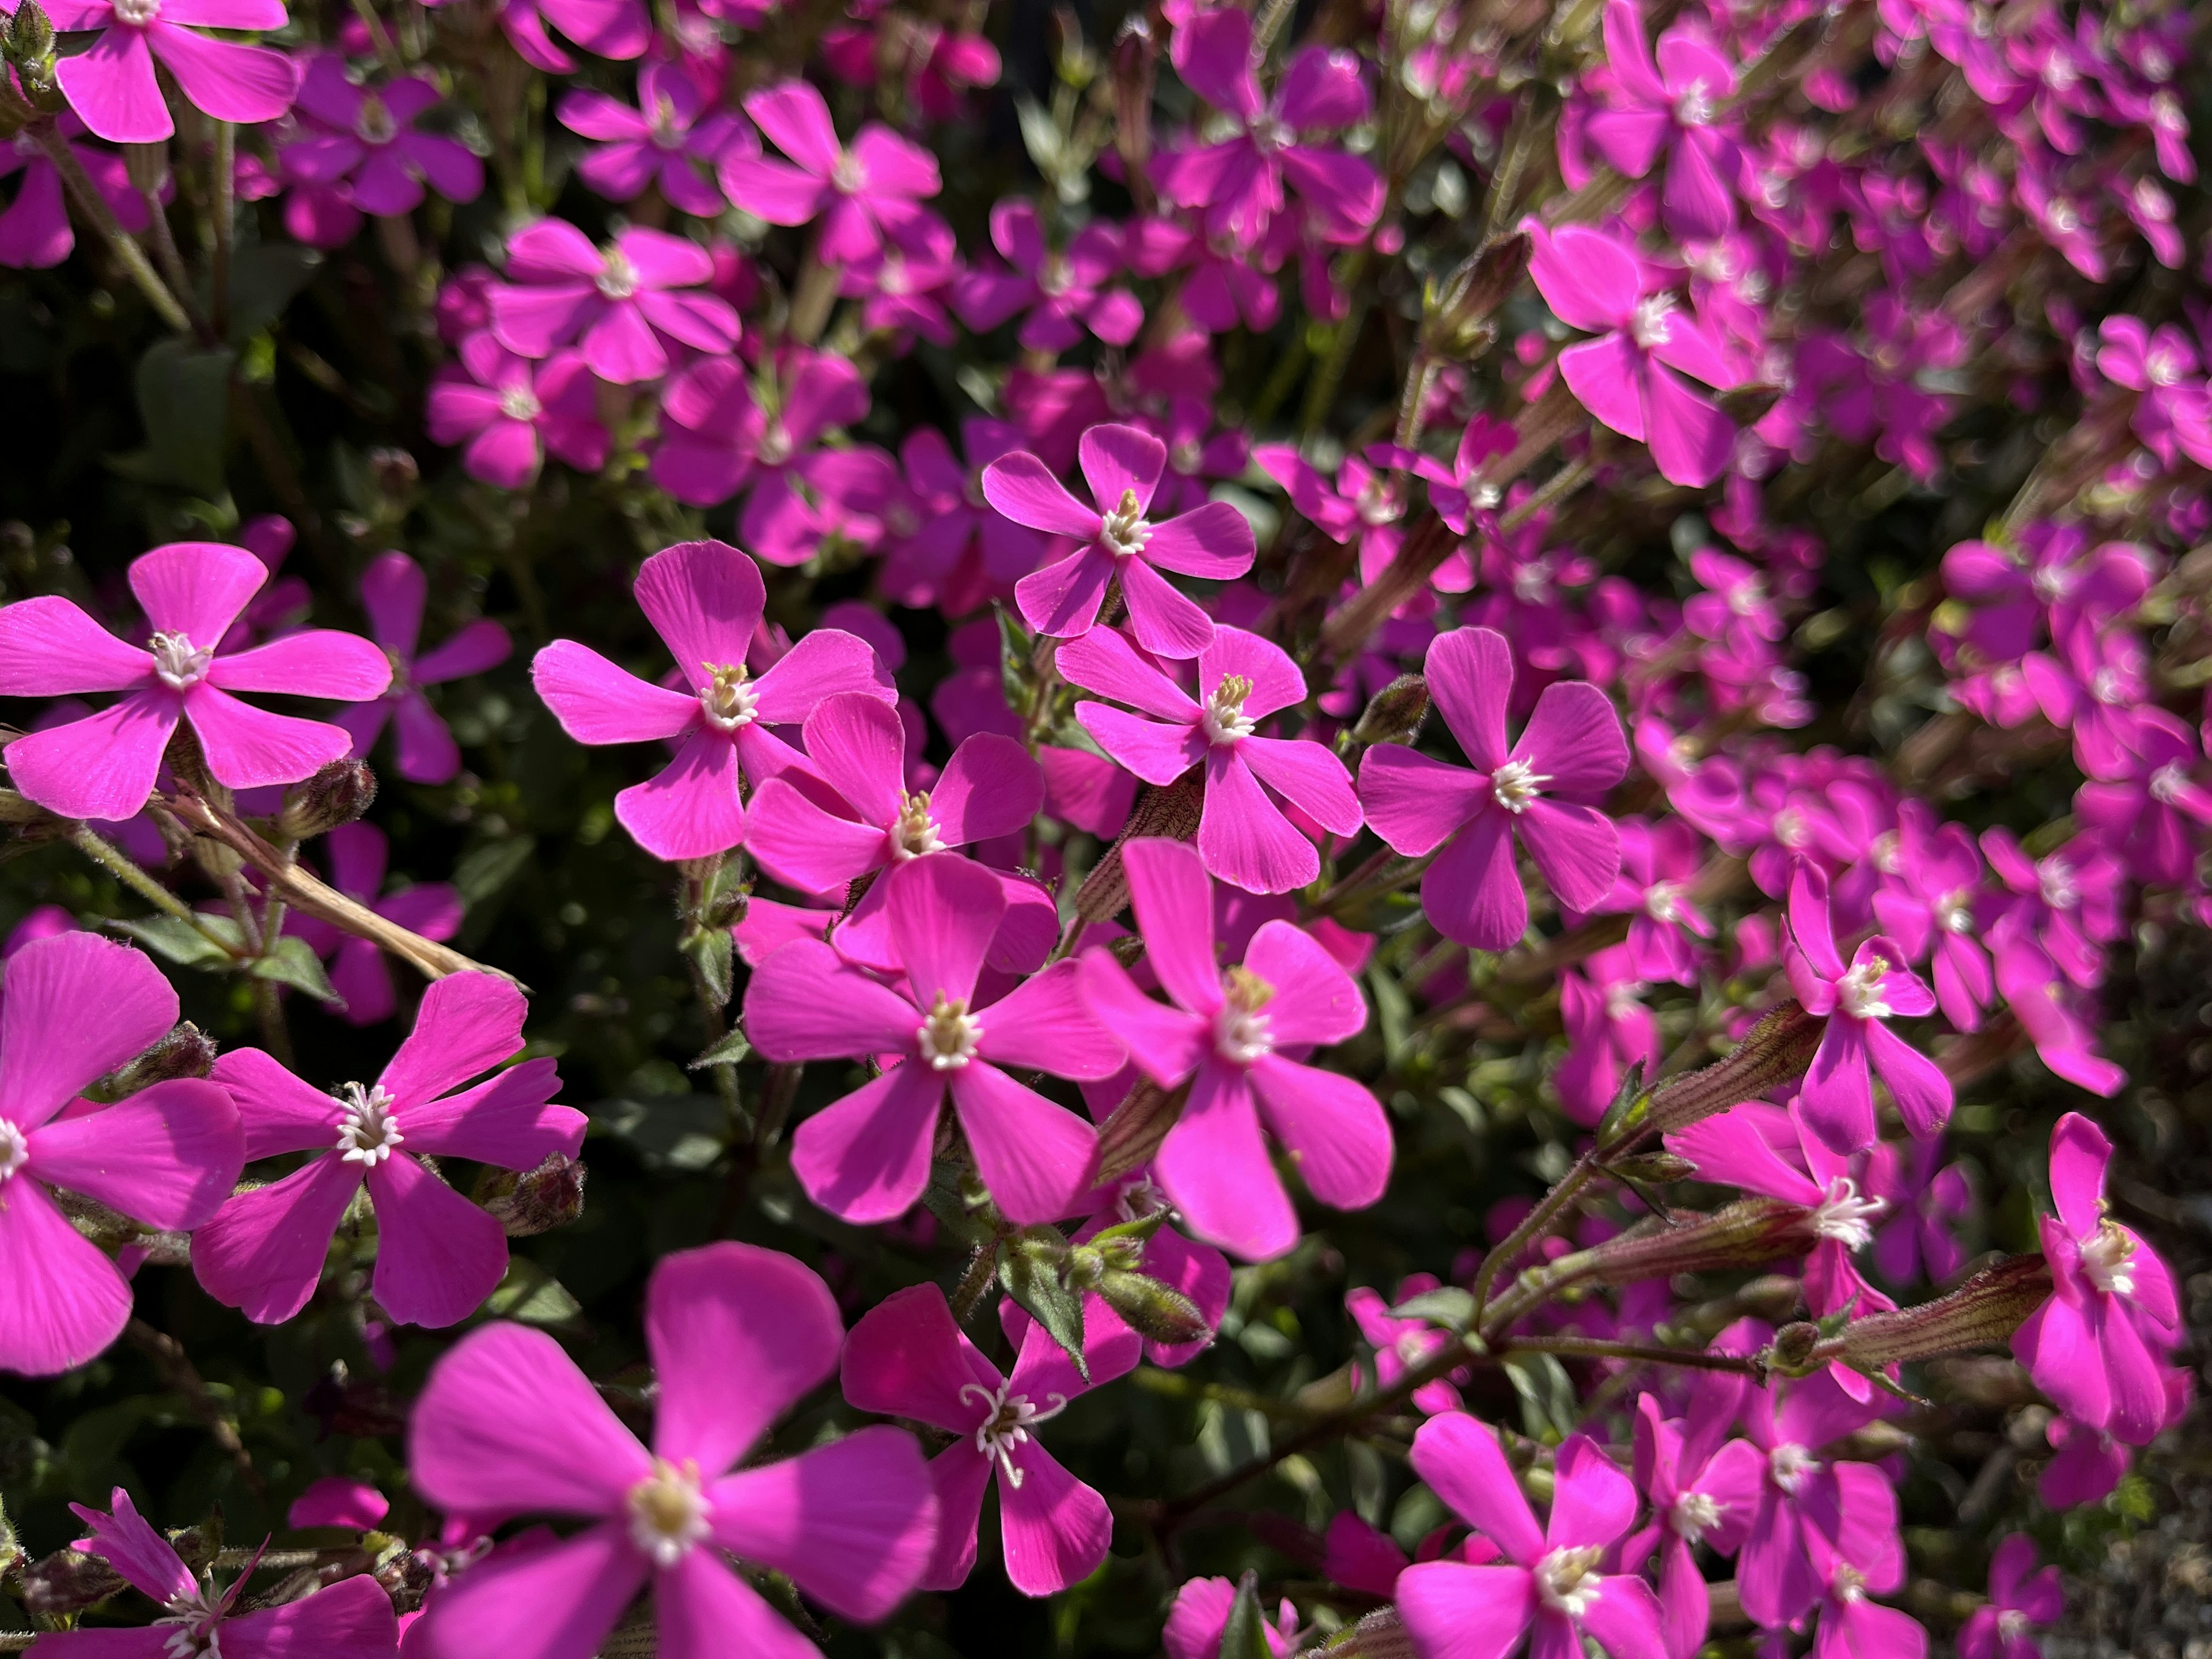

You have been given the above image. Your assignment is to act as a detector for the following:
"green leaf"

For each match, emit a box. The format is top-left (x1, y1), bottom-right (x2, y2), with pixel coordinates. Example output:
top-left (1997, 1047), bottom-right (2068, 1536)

top-left (998, 1229), bottom-right (1089, 1381)
top-left (218, 244), bottom-right (321, 345)
top-left (249, 935), bottom-right (343, 1005)
top-left (453, 836), bottom-right (536, 904)
top-left (688, 1028), bottom-right (752, 1069)
top-left (112, 914), bottom-right (243, 969)
top-left (1217, 1573), bottom-right (1273, 1659)
top-left (482, 1257), bottom-right (582, 1327)
top-left (683, 926), bottom-right (734, 1010)
top-left (1389, 1285), bottom-right (1476, 1332)
top-left (1500, 1353), bottom-right (1577, 1442)
top-left (111, 339), bottom-right (235, 496)
top-left (993, 600), bottom-right (1033, 718)
top-left (594, 1095), bottom-right (732, 1173)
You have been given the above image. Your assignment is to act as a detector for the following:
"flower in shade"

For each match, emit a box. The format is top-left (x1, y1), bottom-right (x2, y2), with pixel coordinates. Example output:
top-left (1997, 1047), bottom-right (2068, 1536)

top-left (1959, 1537), bottom-right (2063, 1659)
top-left (558, 61), bottom-right (747, 218)
top-left (1865, 1134), bottom-right (1970, 1285)
top-left (1523, 221), bottom-right (1739, 487)
top-left (2012, 1112), bottom-right (2183, 1446)
top-left (841, 1281), bottom-right (1138, 1596)
top-left (877, 419), bottom-right (1047, 615)
top-left (426, 335), bottom-right (608, 491)
top-left (1163, 1577), bottom-right (1298, 1659)
top-left (37, 1488), bottom-right (396, 1659)
top-left (489, 220), bottom-right (740, 385)
top-left (336, 550), bottom-right (515, 785)
top-left (47, 0), bottom-right (298, 145)
top-left (1583, 0), bottom-right (1744, 241)
top-left (983, 422), bottom-right (1257, 660)
top-left (487, 0), bottom-right (647, 74)
top-left (0, 115), bottom-right (147, 269)
top-left (1358, 626), bottom-right (1627, 952)
top-left (1080, 838), bottom-right (1389, 1261)
top-left (289, 1475), bottom-right (391, 1532)
top-left (278, 54), bottom-right (482, 248)
top-left (743, 854), bottom-right (1121, 1226)
top-left (0, 933), bottom-right (243, 1376)
top-left (1734, 1367), bottom-right (1895, 1630)
top-left (1783, 859), bottom-right (1951, 1154)
top-left (1060, 624), bottom-right (1361, 895)
top-left (191, 972), bottom-right (584, 1328)
top-left (408, 1243), bottom-right (938, 1659)
top-left (953, 199), bottom-right (1145, 352)
top-left (531, 539), bottom-right (892, 861)
top-left (288, 823), bottom-right (463, 1026)
top-left (0, 539), bottom-right (392, 823)
top-left (1396, 1416), bottom-right (1666, 1659)
top-left (1348, 1273), bottom-right (1468, 1415)
top-left (1627, 1379), bottom-right (1763, 1659)
top-left (718, 79), bottom-right (941, 262)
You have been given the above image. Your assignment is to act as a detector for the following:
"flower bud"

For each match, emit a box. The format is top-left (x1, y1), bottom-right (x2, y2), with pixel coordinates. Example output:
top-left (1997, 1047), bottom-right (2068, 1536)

top-left (107, 1021), bottom-right (218, 1094)
top-left (1350, 674), bottom-right (1430, 747)
top-left (1769, 1320), bottom-right (1823, 1370)
top-left (1425, 231), bottom-right (1531, 361)
top-left (4, 0), bottom-right (54, 81)
top-left (474, 1153), bottom-right (587, 1236)
top-left (124, 141), bottom-right (168, 198)
top-left (22, 1546), bottom-right (126, 1615)
top-left (1548, 1197), bottom-right (1816, 1290)
top-left (1621, 1001), bottom-right (1826, 1147)
top-left (369, 447), bottom-right (421, 497)
top-left (276, 758), bottom-right (379, 840)
top-left (1094, 1077), bottom-right (1191, 1184)
top-left (1766, 1255), bottom-right (2055, 1376)
top-left (1096, 1268), bottom-right (1213, 1347)
top-left (1605, 1150), bottom-right (1696, 1184)
top-left (1075, 775), bottom-right (1205, 925)
top-left (1111, 14), bottom-right (1157, 191)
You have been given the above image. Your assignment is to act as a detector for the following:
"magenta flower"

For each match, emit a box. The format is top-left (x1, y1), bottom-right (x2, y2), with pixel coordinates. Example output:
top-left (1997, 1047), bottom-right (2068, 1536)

top-left (336, 550), bottom-right (514, 786)
top-left (1079, 838), bottom-right (1389, 1260)
top-left (1358, 626), bottom-right (1627, 952)
top-left (0, 933), bottom-right (243, 1376)
top-left (984, 422), bottom-right (1257, 659)
top-left (1348, 1272), bottom-right (1467, 1414)
top-left (409, 1243), bottom-right (937, 1659)
top-left (878, 419), bottom-right (1047, 614)
top-left (1060, 624), bottom-right (1359, 895)
top-left (1257, 442), bottom-right (1464, 592)
top-left (0, 539), bottom-right (392, 823)
top-left (1809, 1554), bottom-right (1925, 1659)
top-left (487, 0), bottom-right (647, 74)
top-left (1783, 860), bottom-right (1951, 1154)
top-left (1628, 1382), bottom-right (1763, 1659)
top-left (1869, 804), bottom-right (1992, 1032)
top-left (0, 115), bottom-right (146, 269)
top-left (2012, 1112), bottom-right (2182, 1446)
top-left (287, 823), bottom-right (463, 1026)
top-left (489, 220), bottom-right (739, 385)
top-left (1157, 6), bottom-right (1382, 247)
top-left (743, 854), bottom-right (1120, 1225)
top-left (841, 1281), bottom-right (1138, 1596)
top-left (1524, 221), bottom-right (1739, 487)
top-left (37, 1488), bottom-right (396, 1659)
top-left (1864, 1135), bottom-right (1970, 1285)
top-left (953, 199), bottom-right (1145, 352)
top-left (718, 79), bottom-right (941, 263)
top-left (191, 972), bottom-right (584, 1328)
top-left (1959, 1537), bottom-right (2063, 1659)
top-left (531, 540), bottom-right (893, 861)
top-left (1555, 950), bottom-right (1660, 1126)
top-left (1588, 816), bottom-right (1715, 984)
top-left (1397, 1416), bottom-right (1665, 1659)
top-left (2074, 705), bottom-right (2212, 885)
top-left (1165, 1578), bottom-right (1298, 1659)
top-left (1736, 1369), bottom-right (1896, 1630)
top-left (1584, 0), bottom-right (1744, 241)
top-left (559, 61), bottom-right (746, 218)
top-left (47, 0), bottom-right (298, 145)
top-left (426, 335), bottom-right (608, 491)
top-left (279, 54), bottom-right (482, 247)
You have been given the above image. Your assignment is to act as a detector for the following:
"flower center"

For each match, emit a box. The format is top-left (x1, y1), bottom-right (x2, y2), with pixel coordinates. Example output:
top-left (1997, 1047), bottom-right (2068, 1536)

top-left (918, 992), bottom-right (982, 1070)
top-left (1100, 487), bottom-right (1152, 558)
top-left (1673, 1490), bottom-right (1724, 1544)
top-left (1535, 1545), bottom-right (1604, 1617)
top-left (2149, 763), bottom-right (2191, 806)
top-left (335, 1082), bottom-right (403, 1167)
top-left (1631, 292), bottom-right (1677, 350)
top-left (1728, 574), bottom-right (1768, 615)
top-left (1675, 79), bottom-right (1716, 126)
top-left (1604, 979), bottom-right (1645, 1021)
top-left (1512, 556), bottom-right (1555, 604)
top-left (1355, 476), bottom-right (1402, 527)
top-left (698, 663), bottom-right (757, 731)
top-left (112, 0), bottom-right (160, 24)
top-left (355, 92), bottom-right (396, 146)
top-left (1039, 256), bottom-right (1074, 298)
top-left (0, 1118), bottom-right (26, 1183)
top-left (1202, 675), bottom-right (1257, 745)
top-left (149, 631), bottom-right (213, 691)
top-left (1645, 880), bottom-right (1686, 924)
top-left (960, 1379), bottom-right (1067, 1486)
top-left (1810, 1176), bottom-right (1886, 1249)
top-left (1937, 891), bottom-right (1974, 934)
top-left (2038, 856), bottom-right (2078, 911)
top-left (1832, 1564), bottom-right (1867, 1604)
top-left (1998, 1611), bottom-right (2033, 1642)
top-left (1215, 965), bottom-right (1275, 1064)
top-left (2146, 339), bottom-right (2184, 380)
top-left (756, 418), bottom-right (794, 467)
top-left (893, 790), bottom-right (945, 858)
top-left (1835, 956), bottom-right (1892, 1020)
top-left (831, 150), bottom-right (868, 194)
top-left (1768, 1442), bottom-right (1818, 1494)
top-left (1113, 1173), bottom-right (1167, 1224)
top-left (596, 248), bottom-right (641, 301)
top-left (2079, 1219), bottom-right (2137, 1297)
top-left (498, 382), bottom-right (543, 422)
top-left (649, 95), bottom-right (683, 149)
top-left (1490, 758), bottom-right (1549, 813)
top-left (625, 1457), bottom-right (711, 1568)
top-left (155, 1581), bottom-right (224, 1659)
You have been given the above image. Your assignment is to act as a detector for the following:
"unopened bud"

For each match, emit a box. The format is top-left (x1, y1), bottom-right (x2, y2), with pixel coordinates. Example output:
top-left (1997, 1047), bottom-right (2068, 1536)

top-left (1094, 1076), bottom-right (1190, 1184)
top-left (475, 1153), bottom-right (586, 1236)
top-left (1556, 1197), bottom-right (1816, 1289)
top-left (1627, 1002), bottom-right (1825, 1147)
top-left (1096, 1268), bottom-right (1212, 1347)
top-left (1074, 780), bottom-right (1205, 925)
top-left (1765, 1255), bottom-right (2055, 1377)
top-left (1351, 674), bottom-right (1430, 747)
top-left (123, 140), bottom-right (168, 197)
top-left (276, 758), bottom-right (378, 840)
top-left (1425, 232), bottom-right (1531, 360)
top-left (5, 0), bottom-right (53, 73)
top-left (107, 1021), bottom-right (218, 1094)
top-left (22, 1547), bottom-right (125, 1615)
top-left (1063, 1244), bottom-right (1106, 1289)
top-left (1111, 15), bottom-right (1157, 181)
top-left (369, 447), bottom-right (420, 497)
top-left (1770, 1321), bottom-right (1822, 1369)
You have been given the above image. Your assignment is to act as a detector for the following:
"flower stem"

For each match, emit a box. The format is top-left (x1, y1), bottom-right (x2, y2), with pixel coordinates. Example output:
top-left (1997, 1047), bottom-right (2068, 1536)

top-left (69, 828), bottom-right (238, 950)
top-left (36, 124), bottom-right (191, 334)
top-left (209, 120), bottom-right (234, 339)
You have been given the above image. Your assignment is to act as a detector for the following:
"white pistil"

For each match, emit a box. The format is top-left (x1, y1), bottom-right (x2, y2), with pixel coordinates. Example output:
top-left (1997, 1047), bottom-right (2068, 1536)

top-left (893, 790), bottom-right (945, 858)
top-left (149, 631), bottom-right (213, 691)
top-left (1673, 1490), bottom-right (1724, 1546)
top-left (1937, 891), bottom-right (1974, 934)
top-left (155, 1579), bottom-right (224, 1659)
top-left (1490, 757), bottom-right (1548, 814)
top-left (625, 1457), bottom-right (711, 1568)
top-left (1215, 966), bottom-right (1275, 1065)
top-left (498, 382), bottom-right (542, 422)
top-left (698, 662), bottom-right (757, 732)
top-left (961, 1378), bottom-right (1067, 1487)
top-left (831, 150), bottom-right (868, 193)
top-left (596, 248), bottom-right (641, 301)
top-left (1202, 674), bottom-right (1257, 745)
top-left (2149, 763), bottom-right (2192, 806)
top-left (2079, 1220), bottom-right (2138, 1298)
top-left (1768, 1442), bottom-right (1817, 1494)
top-left (1631, 292), bottom-right (1677, 350)
top-left (1675, 80), bottom-right (1716, 125)
top-left (2037, 855), bottom-right (2079, 911)
top-left (1535, 1544), bottom-right (1604, 1617)
top-left (1810, 1176), bottom-right (1886, 1250)
top-left (918, 993), bottom-right (982, 1071)
top-left (1998, 1611), bottom-right (2032, 1642)
top-left (1835, 956), bottom-right (1893, 1020)
top-left (113, 0), bottom-right (160, 22)
top-left (334, 1083), bottom-right (403, 1167)
top-left (1099, 487), bottom-right (1153, 557)
top-left (1645, 880), bottom-right (1687, 925)
top-left (0, 1118), bottom-right (25, 1183)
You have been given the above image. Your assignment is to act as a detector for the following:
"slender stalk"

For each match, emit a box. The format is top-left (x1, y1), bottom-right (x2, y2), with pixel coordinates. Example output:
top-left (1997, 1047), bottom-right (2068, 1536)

top-left (351, 0), bottom-right (406, 74)
top-left (950, 1241), bottom-right (999, 1320)
top-left (139, 183), bottom-right (214, 341)
top-left (1471, 1151), bottom-right (1597, 1321)
top-left (69, 828), bottom-right (240, 950)
top-left (209, 120), bottom-right (234, 339)
top-left (1503, 1335), bottom-right (1763, 1374)
top-left (36, 125), bottom-right (191, 333)
top-left (125, 1319), bottom-right (266, 1498)
top-left (787, 237), bottom-right (838, 344)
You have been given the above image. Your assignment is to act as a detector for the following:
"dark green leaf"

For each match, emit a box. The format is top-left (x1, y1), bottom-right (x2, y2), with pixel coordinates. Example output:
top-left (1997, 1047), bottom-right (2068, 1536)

top-left (998, 1230), bottom-right (1089, 1381)
top-left (593, 1095), bottom-right (732, 1173)
top-left (1388, 1285), bottom-right (1476, 1332)
top-left (482, 1257), bottom-right (582, 1327)
top-left (111, 339), bottom-right (234, 495)
top-left (112, 914), bottom-right (243, 969)
top-left (993, 599), bottom-right (1033, 717)
top-left (1217, 1573), bottom-right (1273, 1659)
top-left (250, 935), bottom-right (343, 1005)
top-left (689, 1027), bottom-right (752, 1069)
top-left (218, 244), bottom-right (321, 345)
top-left (453, 836), bottom-right (536, 904)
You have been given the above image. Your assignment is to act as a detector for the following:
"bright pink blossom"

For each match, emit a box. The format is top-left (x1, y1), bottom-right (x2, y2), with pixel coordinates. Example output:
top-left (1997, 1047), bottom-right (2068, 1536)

top-left (1164, 1577), bottom-right (1297, 1659)
top-left (487, 0), bottom-right (647, 73)
top-left (718, 79), bottom-right (941, 262)
top-left (336, 550), bottom-right (514, 785)
top-left (559, 61), bottom-right (745, 218)
top-left (48, 0), bottom-right (298, 145)
top-left (953, 200), bottom-right (1144, 352)
top-left (490, 220), bottom-right (739, 385)
top-left (1627, 1381), bottom-right (1764, 1659)
top-left (1959, 1537), bottom-right (2063, 1659)
top-left (0, 115), bottom-right (146, 268)
top-left (1735, 1369), bottom-right (1896, 1630)
top-left (1584, 1), bottom-right (1744, 241)
top-left (279, 55), bottom-right (482, 247)
top-left (425, 335), bottom-right (608, 491)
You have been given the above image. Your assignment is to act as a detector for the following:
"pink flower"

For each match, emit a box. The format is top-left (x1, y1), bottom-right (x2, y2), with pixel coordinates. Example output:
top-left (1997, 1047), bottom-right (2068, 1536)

top-left (1067, 1173), bottom-right (1232, 1368)
top-left (487, 0), bottom-right (647, 73)
top-left (954, 199), bottom-right (1145, 352)
top-left (1734, 1368), bottom-right (1895, 1630)
top-left (0, 539), bottom-right (392, 823)
top-left (335, 550), bottom-right (514, 785)
top-left (1164, 1577), bottom-right (1298, 1659)
top-left (1555, 949), bottom-right (1661, 1126)
top-left (841, 1281), bottom-right (1138, 1596)
top-left (0, 116), bottom-right (146, 269)
top-left (1810, 1556), bottom-right (1925, 1659)
top-left (559, 61), bottom-right (747, 218)
top-left (1257, 442), bottom-right (1463, 592)
top-left (718, 79), bottom-right (941, 262)
top-left (743, 854), bottom-right (1120, 1225)
top-left (1783, 860), bottom-right (1952, 1154)
top-left (877, 419), bottom-right (1048, 614)
top-left (287, 824), bottom-right (463, 1026)
top-left (39, 1488), bottom-right (395, 1659)
top-left (2012, 1112), bottom-right (2183, 1446)
top-left (1397, 1416), bottom-right (1666, 1659)
top-left (409, 1243), bottom-right (937, 1659)
top-left (1864, 1135), bottom-right (1970, 1285)
top-left (289, 1475), bottom-right (391, 1532)
top-left (279, 54), bottom-right (482, 248)
top-left (48, 0), bottom-right (298, 145)
top-left (426, 335), bottom-right (608, 491)
top-left (489, 220), bottom-right (740, 385)
top-left (984, 422), bottom-right (1257, 659)
top-left (1349, 1273), bottom-right (1467, 1414)
top-left (1060, 624), bottom-right (1361, 895)
top-left (1358, 626), bottom-right (1628, 951)
top-left (531, 540), bottom-right (893, 861)
top-left (1588, 816), bottom-right (1715, 984)
top-left (1080, 838), bottom-right (1389, 1260)
top-left (1583, 0), bottom-right (1744, 241)
top-left (1959, 1537), bottom-right (2063, 1659)
top-left (0, 933), bottom-right (243, 1376)
top-left (1524, 221), bottom-right (1739, 487)
top-left (191, 972), bottom-right (584, 1328)
top-left (1628, 1381), bottom-right (1764, 1659)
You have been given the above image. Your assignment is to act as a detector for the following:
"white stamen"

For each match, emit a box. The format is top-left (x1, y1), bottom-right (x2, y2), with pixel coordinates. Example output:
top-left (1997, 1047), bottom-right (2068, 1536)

top-left (918, 993), bottom-right (982, 1071)
top-left (1645, 880), bottom-right (1687, 925)
top-left (596, 248), bottom-right (640, 301)
top-left (648, 95), bottom-right (683, 150)
top-left (0, 1118), bottom-right (25, 1183)
top-left (1355, 476), bottom-right (1402, 527)
top-left (1675, 79), bottom-right (1716, 125)
top-left (2079, 1221), bottom-right (2138, 1298)
top-left (893, 790), bottom-right (945, 859)
top-left (1100, 487), bottom-right (1153, 558)
top-left (1631, 292), bottom-right (1677, 350)
top-left (1490, 757), bottom-right (1549, 813)
top-left (1673, 1490), bottom-right (1725, 1546)
top-left (756, 418), bottom-right (794, 467)
top-left (1113, 1173), bottom-right (1167, 1224)
top-left (698, 663), bottom-right (757, 732)
top-left (2037, 856), bottom-right (2079, 911)
top-left (149, 631), bottom-right (213, 691)
top-left (355, 92), bottom-right (396, 146)
top-left (831, 150), bottom-right (868, 193)
top-left (1810, 1176), bottom-right (1886, 1249)
top-left (1512, 555), bottom-right (1555, 604)
top-left (498, 382), bottom-right (542, 422)
top-left (1835, 956), bottom-right (1893, 1020)
top-left (1215, 966), bottom-right (1275, 1065)
top-left (1535, 1545), bottom-right (1605, 1617)
top-left (1998, 1610), bottom-right (2033, 1642)
top-left (961, 1378), bottom-right (1067, 1487)
top-left (1832, 1564), bottom-right (1868, 1604)
top-left (625, 1457), bottom-right (711, 1567)
top-left (1768, 1442), bottom-right (1817, 1493)
top-left (1202, 674), bottom-right (1257, 745)
top-left (155, 1580), bottom-right (224, 1659)
top-left (335, 1082), bottom-right (403, 1167)
top-left (112, 0), bottom-right (160, 24)
top-left (1728, 573), bottom-right (1769, 616)
top-left (2149, 763), bottom-right (2192, 806)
